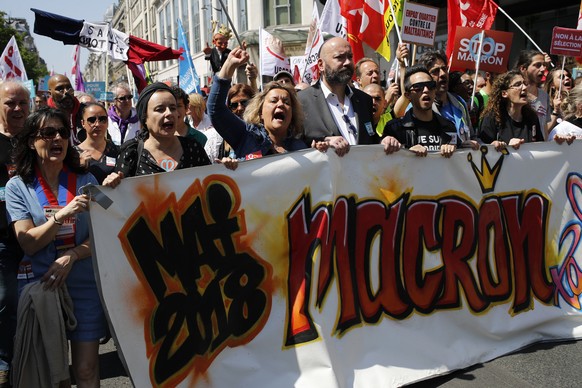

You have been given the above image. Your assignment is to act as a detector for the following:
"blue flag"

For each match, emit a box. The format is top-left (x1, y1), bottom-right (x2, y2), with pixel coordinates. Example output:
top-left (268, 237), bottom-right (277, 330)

top-left (177, 19), bottom-right (200, 94)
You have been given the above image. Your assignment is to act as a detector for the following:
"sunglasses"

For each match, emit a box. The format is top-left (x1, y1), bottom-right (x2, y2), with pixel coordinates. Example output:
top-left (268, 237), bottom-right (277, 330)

top-left (228, 100), bottom-right (249, 110)
top-left (85, 115), bottom-right (108, 124)
top-left (408, 80), bottom-right (437, 93)
top-left (116, 95), bottom-right (133, 102)
top-left (37, 126), bottom-right (70, 141)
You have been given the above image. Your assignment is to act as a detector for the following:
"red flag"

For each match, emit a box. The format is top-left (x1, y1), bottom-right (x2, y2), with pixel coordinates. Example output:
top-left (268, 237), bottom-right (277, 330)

top-left (293, 65), bottom-right (301, 85)
top-left (447, 0), bottom-right (498, 60)
top-left (125, 35), bottom-right (183, 92)
top-left (359, 1), bottom-right (387, 53)
top-left (126, 35), bottom-right (183, 65)
top-left (340, 0), bottom-right (365, 64)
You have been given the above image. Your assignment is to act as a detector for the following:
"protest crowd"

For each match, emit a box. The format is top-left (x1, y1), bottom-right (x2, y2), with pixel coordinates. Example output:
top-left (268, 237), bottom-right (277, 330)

top-left (1, 1), bottom-right (582, 386)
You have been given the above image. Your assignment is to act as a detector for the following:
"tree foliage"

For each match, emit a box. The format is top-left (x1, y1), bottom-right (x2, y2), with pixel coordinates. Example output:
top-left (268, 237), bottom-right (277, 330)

top-left (0, 11), bottom-right (48, 83)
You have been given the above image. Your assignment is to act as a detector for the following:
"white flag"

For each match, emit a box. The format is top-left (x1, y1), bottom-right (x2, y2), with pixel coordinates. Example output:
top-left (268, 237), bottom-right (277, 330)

top-left (259, 28), bottom-right (290, 77)
top-left (319, 0), bottom-right (347, 39)
top-left (0, 36), bottom-right (28, 81)
top-left (302, 2), bottom-right (325, 84)
top-left (79, 22), bottom-right (128, 61)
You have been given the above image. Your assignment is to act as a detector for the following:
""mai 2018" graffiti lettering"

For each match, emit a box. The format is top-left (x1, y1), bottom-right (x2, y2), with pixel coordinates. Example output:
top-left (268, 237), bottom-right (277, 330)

top-left (119, 176), bottom-right (272, 387)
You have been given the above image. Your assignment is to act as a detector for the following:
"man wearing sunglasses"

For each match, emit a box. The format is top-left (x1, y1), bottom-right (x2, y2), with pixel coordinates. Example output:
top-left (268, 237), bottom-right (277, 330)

top-left (416, 50), bottom-right (478, 150)
top-left (381, 65), bottom-right (456, 158)
top-left (107, 82), bottom-right (140, 146)
top-left (47, 74), bottom-right (82, 144)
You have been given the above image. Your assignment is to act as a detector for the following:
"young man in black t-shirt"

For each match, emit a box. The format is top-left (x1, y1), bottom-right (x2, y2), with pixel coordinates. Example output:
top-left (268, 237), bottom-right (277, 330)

top-left (381, 65), bottom-right (457, 157)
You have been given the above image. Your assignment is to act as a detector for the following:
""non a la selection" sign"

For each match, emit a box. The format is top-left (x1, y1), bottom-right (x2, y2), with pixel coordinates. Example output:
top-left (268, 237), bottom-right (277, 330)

top-left (550, 27), bottom-right (582, 57)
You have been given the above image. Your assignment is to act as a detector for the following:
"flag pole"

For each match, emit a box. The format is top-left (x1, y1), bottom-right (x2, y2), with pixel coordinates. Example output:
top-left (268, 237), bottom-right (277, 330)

top-left (470, 31), bottom-right (485, 111)
top-left (216, 0), bottom-right (244, 48)
top-left (388, 0), bottom-right (408, 67)
top-left (495, 5), bottom-right (554, 67)
top-left (558, 56), bottom-right (566, 97)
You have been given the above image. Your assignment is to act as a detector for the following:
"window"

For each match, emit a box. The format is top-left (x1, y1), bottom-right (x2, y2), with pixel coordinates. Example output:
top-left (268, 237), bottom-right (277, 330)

top-left (181, 0), bottom-right (189, 34)
top-left (191, 0), bottom-right (201, 51)
top-left (264, 0), bottom-right (300, 26)
top-left (238, 0), bottom-right (248, 32)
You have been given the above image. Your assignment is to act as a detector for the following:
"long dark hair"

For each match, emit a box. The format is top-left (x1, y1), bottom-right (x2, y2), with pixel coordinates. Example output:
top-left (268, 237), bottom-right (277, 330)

top-left (14, 108), bottom-right (86, 183)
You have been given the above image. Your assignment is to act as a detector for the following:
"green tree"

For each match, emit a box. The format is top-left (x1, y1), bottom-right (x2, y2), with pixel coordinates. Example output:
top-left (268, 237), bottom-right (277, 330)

top-left (0, 11), bottom-right (48, 84)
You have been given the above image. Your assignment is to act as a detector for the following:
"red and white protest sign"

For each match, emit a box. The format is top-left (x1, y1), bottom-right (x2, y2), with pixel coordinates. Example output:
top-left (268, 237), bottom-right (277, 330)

top-left (401, 2), bottom-right (439, 47)
top-left (550, 27), bottom-right (582, 57)
top-left (0, 36), bottom-right (28, 81)
top-left (450, 27), bottom-right (513, 73)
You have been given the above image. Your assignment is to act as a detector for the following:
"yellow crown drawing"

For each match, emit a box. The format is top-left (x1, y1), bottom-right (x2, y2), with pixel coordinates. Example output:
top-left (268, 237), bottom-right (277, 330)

top-left (467, 146), bottom-right (508, 193)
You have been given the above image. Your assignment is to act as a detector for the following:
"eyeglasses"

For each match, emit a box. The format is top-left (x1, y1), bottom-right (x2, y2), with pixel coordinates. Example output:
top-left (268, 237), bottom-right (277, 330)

top-left (37, 126), bottom-right (70, 141)
top-left (115, 95), bottom-right (133, 102)
top-left (508, 81), bottom-right (528, 89)
top-left (408, 80), bottom-right (437, 93)
top-left (85, 115), bottom-right (108, 124)
top-left (228, 100), bottom-right (249, 110)
top-left (341, 114), bottom-right (358, 137)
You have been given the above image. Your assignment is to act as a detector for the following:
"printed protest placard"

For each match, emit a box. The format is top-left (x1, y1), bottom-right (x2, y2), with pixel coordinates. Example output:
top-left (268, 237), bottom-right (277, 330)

top-left (550, 27), bottom-right (582, 57)
top-left (401, 2), bottom-right (439, 47)
top-left (85, 82), bottom-right (105, 98)
top-left (450, 27), bottom-right (513, 73)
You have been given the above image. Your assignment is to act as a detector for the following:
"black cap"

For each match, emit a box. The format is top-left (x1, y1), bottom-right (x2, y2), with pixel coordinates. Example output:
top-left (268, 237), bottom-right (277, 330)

top-left (273, 70), bottom-right (295, 85)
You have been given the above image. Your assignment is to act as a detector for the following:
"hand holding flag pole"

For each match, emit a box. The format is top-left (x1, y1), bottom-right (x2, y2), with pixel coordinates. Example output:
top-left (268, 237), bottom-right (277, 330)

top-left (389, 0), bottom-right (408, 67)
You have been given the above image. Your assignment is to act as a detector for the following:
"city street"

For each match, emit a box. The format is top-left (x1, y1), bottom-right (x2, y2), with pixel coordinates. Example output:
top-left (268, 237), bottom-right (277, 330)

top-left (94, 338), bottom-right (582, 387)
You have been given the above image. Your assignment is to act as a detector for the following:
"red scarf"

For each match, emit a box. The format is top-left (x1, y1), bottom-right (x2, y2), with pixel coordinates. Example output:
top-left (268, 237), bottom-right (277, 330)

top-left (47, 96), bottom-right (81, 133)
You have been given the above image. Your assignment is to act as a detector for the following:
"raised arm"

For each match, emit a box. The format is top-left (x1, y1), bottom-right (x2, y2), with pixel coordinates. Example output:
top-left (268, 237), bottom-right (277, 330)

top-left (207, 48), bottom-right (252, 153)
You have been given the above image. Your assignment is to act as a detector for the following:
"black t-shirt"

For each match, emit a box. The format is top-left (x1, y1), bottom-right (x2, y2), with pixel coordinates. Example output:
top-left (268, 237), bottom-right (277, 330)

top-left (478, 112), bottom-right (544, 144)
top-left (385, 114), bottom-right (453, 151)
top-left (0, 132), bottom-right (23, 269)
top-left (74, 140), bottom-right (120, 184)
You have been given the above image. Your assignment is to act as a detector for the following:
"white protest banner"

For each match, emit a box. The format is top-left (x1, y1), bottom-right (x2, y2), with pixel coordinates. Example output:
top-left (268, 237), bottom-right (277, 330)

top-left (550, 27), bottom-right (582, 57)
top-left (259, 28), bottom-right (290, 77)
top-left (320, 0), bottom-right (347, 39)
top-left (302, 1), bottom-right (324, 84)
top-left (289, 56), bottom-right (307, 83)
top-left (79, 22), bottom-right (109, 52)
top-left (0, 36), bottom-right (27, 81)
top-left (401, 2), bottom-right (439, 47)
top-left (79, 22), bottom-right (129, 61)
top-left (90, 143), bottom-right (582, 387)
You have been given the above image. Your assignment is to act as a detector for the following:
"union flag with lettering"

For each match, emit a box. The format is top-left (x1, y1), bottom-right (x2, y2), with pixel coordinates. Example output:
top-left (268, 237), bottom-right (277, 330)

top-left (447, 0), bottom-right (498, 60)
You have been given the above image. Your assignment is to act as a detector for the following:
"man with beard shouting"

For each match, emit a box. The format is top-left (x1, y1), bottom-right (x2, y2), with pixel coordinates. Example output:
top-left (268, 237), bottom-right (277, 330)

top-left (47, 74), bottom-right (82, 144)
top-left (298, 37), bottom-right (378, 157)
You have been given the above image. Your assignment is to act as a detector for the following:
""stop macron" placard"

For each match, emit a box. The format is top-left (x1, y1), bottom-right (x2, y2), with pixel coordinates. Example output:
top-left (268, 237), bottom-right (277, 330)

top-left (550, 27), bottom-right (582, 57)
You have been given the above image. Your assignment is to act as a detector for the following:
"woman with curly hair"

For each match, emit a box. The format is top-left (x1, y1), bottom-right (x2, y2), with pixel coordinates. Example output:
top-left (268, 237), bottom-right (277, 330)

top-left (478, 69), bottom-right (544, 151)
top-left (207, 47), bottom-right (307, 160)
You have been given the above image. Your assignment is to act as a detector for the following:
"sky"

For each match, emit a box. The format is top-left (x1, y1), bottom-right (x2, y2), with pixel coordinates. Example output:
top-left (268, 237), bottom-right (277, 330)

top-left (3, 1), bottom-right (117, 76)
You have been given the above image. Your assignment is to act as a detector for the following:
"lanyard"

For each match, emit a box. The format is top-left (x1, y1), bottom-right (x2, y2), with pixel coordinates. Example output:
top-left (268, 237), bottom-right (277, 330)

top-left (35, 165), bottom-right (76, 206)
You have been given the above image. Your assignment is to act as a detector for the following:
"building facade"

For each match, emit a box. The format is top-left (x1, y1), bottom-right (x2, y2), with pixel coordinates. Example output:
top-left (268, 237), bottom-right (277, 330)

top-left (85, 0), bottom-right (581, 90)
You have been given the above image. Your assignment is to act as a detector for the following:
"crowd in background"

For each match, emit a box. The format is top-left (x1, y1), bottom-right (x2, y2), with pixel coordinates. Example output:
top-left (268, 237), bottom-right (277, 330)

top-left (0, 33), bottom-right (581, 387)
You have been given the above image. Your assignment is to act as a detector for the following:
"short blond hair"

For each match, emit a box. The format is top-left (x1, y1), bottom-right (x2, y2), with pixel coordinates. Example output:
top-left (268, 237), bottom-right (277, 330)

top-left (188, 93), bottom-right (206, 119)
